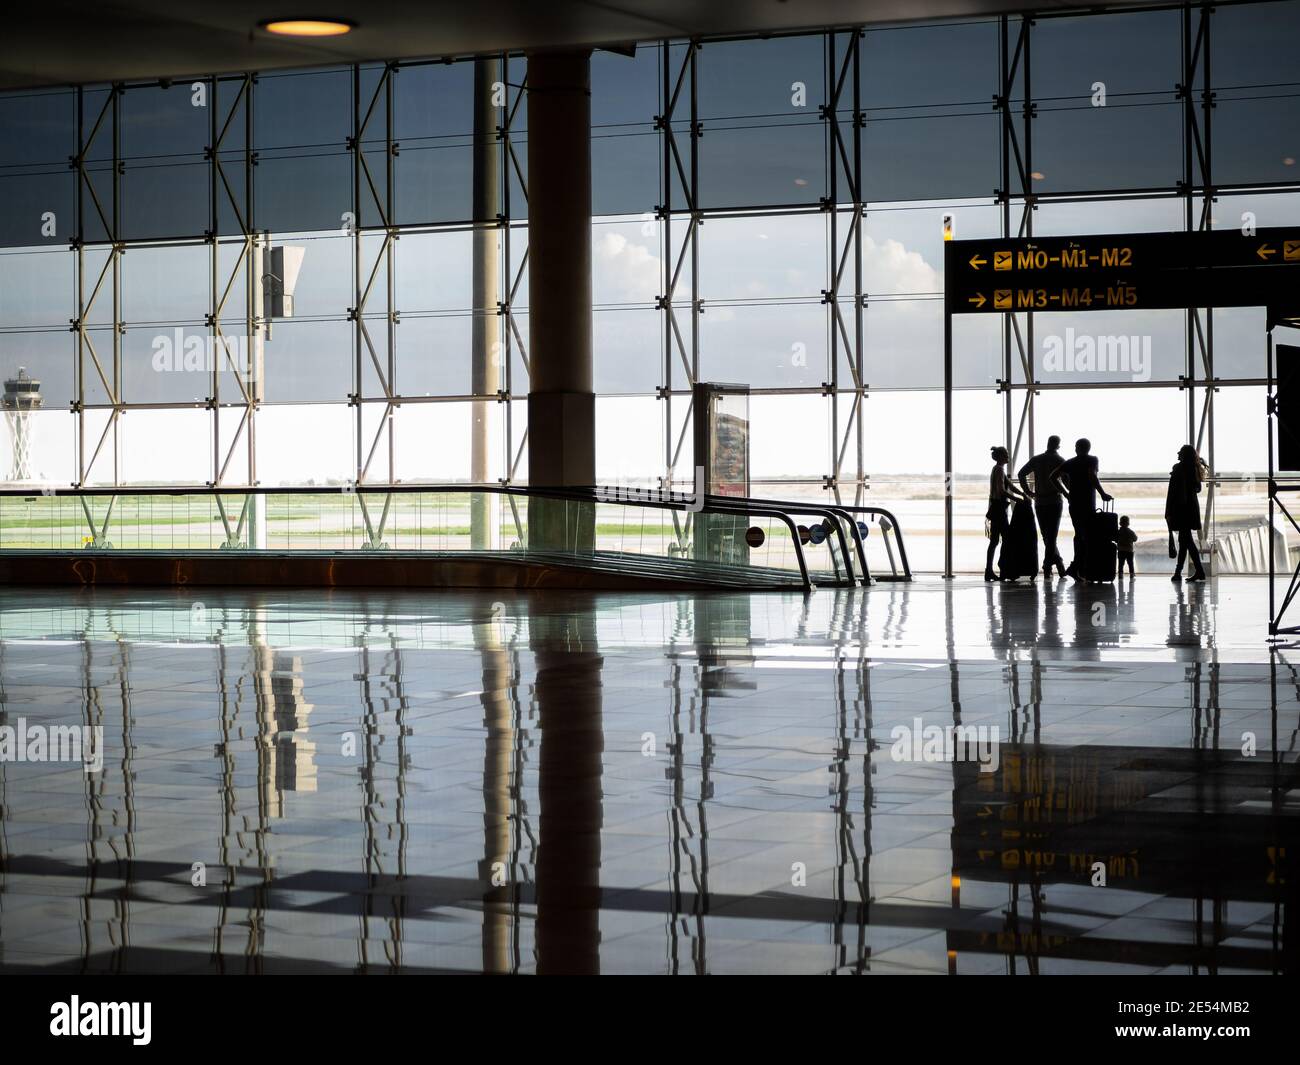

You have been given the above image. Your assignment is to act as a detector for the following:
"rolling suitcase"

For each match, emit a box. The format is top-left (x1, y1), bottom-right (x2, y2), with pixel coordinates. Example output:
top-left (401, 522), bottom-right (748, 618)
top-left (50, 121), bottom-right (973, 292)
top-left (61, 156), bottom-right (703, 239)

top-left (1085, 500), bottom-right (1118, 582)
top-left (998, 499), bottom-right (1040, 580)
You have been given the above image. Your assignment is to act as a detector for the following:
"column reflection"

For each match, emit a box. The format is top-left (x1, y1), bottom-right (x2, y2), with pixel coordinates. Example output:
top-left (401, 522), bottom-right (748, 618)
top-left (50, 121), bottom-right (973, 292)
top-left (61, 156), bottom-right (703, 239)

top-left (531, 595), bottom-right (603, 974)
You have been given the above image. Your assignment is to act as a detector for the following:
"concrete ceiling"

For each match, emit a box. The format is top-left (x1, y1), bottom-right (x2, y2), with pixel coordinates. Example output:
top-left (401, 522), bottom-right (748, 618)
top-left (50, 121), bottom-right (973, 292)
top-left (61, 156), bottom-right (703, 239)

top-left (1, 0), bottom-right (1156, 91)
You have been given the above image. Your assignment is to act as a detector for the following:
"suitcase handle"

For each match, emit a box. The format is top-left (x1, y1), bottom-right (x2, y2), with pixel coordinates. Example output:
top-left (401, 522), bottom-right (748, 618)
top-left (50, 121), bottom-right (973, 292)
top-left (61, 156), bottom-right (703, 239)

top-left (1097, 498), bottom-right (1114, 514)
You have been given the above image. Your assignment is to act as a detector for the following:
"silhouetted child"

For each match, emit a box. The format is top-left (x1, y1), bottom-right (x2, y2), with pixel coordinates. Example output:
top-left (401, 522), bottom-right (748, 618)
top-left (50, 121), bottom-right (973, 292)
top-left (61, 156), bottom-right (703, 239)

top-left (1116, 515), bottom-right (1137, 576)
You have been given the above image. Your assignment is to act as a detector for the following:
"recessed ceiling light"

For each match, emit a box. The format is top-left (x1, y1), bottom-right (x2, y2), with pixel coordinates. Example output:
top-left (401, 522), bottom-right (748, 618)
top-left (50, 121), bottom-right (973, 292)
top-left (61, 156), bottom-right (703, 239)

top-left (260, 17), bottom-right (356, 37)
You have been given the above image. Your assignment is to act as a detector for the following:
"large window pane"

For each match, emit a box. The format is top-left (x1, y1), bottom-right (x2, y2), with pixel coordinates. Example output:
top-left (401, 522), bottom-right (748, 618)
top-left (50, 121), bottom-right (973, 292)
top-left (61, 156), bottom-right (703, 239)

top-left (1212, 306), bottom-right (1268, 381)
top-left (697, 37), bottom-right (826, 209)
top-left (593, 218), bottom-right (661, 307)
top-left (258, 404), bottom-right (352, 484)
top-left (596, 396), bottom-right (661, 483)
top-left (397, 230), bottom-right (477, 313)
top-left (1212, 0), bottom-right (1300, 187)
top-left (698, 35), bottom-right (824, 119)
top-left (255, 69), bottom-right (352, 234)
top-left (1032, 387), bottom-right (1187, 476)
top-left (0, 88), bottom-right (74, 166)
top-left (592, 48), bottom-right (659, 217)
top-left (395, 140), bottom-right (476, 225)
top-left (1031, 308), bottom-right (1186, 385)
top-left (272, 232), bottom-right (352, 317)
top-left (862, 21), bottom-right (1000, 203)
top-left (700, 301), bottom-right (826, 388)
top-left (1034, 197), bottom-right (1185, 236)
top-left (256, 68), bottom-right (350, 150)
top-left (258, 151), bottom-right (352, 234)
top-left (120, 84), bottom-right (209, 240)
top-left (0, 171), bottom-right (74, 248)
top-left (120, 408), bottom-right (211, 484)
top-left (594, 308), bottom-right (660, 394)
top-left (396, 314), bottom-right (472, 396)
top-left (1211, 190), bottom-right (1300, 234)
top-left (0, 89), bottom-right (75, 249)
top-left (0, 408), bottom-right (74, 486)
top-left (0, 330), bottom-right (74, 409)
top-left (699, 213), bottom-right (824, 302)
top-left (123, 244), bottom-right (209, 325)
top-left (1214, 386), bottom-right (1267, 474)
top-left (0, 247), bottom-right (73, 328)
top-left (867, 298), bottom-right (1000, 389)
top-left (124, 324), bottom-right (211, 403)
top-left (392, 402), bottom-right (473, 481)
top-left (699, 123), bottom-right (825, 210)
top-left (748, 394), bottom-right (827, 483)
top-left (261, 318), bottom-right (352, 404)
top-left (1031, 10), bottom-right (1182, 194)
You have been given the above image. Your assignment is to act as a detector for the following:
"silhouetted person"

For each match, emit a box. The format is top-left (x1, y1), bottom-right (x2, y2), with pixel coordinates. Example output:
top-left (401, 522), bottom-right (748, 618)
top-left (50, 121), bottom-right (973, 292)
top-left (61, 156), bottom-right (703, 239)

top-left (1017, 434), bottom-right (1068, 578)
top-left (986, 445), bottom-right (1027, 582)
top-left (1116, 515), bottom-right (1137, 577)
top-left (1052, 437), bottom-right (1113, 580)
top-left (1166, 444), bottom-right (1207, 582)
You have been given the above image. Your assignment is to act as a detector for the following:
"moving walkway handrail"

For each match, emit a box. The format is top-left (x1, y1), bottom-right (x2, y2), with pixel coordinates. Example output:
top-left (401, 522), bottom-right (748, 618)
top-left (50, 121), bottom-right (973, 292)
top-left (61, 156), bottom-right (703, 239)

top-left (0, 481), bottom-right (817, 592)
top-left (482, 483), bottom-right (823, 590)
top-left (744, 496), bottom-right (913, 582)
top-left (702, 495), bottom-right (860, 587)
top-left (566, 487), bottom-right (858, 588)
top-left (699, 496), bottom-right (870, 585)
top-left (833, 503), bottom-right (913, 581)
top-left (483, 483), bottom-right (818, 590)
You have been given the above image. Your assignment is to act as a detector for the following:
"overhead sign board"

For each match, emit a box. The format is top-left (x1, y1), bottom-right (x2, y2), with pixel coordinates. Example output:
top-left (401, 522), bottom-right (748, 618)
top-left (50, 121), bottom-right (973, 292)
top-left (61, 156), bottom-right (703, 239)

top-left (945, 227), bottom-right (1300, 314)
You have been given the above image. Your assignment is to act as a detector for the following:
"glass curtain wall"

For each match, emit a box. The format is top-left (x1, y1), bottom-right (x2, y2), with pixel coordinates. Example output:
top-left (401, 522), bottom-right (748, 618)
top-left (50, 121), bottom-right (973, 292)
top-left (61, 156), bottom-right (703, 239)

top-left (0, 1), bottom-right (1296, 570)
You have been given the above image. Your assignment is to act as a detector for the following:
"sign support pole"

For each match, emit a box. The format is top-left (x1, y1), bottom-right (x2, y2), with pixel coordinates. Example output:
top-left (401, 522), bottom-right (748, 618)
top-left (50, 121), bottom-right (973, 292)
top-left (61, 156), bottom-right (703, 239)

top-left (944, 307), bottom-right (953, 579)
top-left (1269, 324), bottom-right (1276, 637)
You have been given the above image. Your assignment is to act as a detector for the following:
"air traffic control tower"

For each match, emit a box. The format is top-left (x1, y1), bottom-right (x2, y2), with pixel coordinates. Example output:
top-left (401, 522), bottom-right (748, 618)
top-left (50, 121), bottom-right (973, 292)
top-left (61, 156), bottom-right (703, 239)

top-left (2, 368), bottom-right (42, 483)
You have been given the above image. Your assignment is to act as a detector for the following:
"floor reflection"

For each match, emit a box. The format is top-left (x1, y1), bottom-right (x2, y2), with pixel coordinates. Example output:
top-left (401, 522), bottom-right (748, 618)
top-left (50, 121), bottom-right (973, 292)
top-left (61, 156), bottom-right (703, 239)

top-left (0, 579), bottom-right (1296, 974)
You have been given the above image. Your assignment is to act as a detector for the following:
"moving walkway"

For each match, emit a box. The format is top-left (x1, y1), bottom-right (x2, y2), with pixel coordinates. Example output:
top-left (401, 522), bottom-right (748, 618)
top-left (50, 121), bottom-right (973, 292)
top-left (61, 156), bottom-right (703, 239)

top-left (0, 483), bottom-right (911, 591)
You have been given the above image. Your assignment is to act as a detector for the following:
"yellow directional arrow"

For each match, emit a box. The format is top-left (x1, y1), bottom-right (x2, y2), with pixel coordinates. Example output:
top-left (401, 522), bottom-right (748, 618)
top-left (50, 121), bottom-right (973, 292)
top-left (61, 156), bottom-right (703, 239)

top-left (1258, 243), bottom-right (1276, 261)
top-left (968, 293), bottom-right (986, 308)
top-left (968, 254), bottom-right (987, 270)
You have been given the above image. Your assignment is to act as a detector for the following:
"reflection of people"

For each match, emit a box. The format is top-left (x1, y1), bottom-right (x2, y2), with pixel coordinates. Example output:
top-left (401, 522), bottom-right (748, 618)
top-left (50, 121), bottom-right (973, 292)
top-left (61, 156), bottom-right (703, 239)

top-left (1053, 438), bottom-right (1113, 580)
top-left (1017, 435), bottom-right (1067, 578)
top-left (1166, 444), bottom-right (1207, 582)
top-left (985, 445), bottom-right (1027, 582)
top-left (1116, 515), bottom-right (1137, 577)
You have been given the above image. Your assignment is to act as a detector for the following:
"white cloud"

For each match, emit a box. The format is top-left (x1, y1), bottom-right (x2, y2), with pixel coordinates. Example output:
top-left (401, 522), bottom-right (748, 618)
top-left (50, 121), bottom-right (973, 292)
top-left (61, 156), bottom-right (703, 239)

top-left (863, 235), bottom-right (940, 295)
top-left (592, 230), bottom-right (661, 305)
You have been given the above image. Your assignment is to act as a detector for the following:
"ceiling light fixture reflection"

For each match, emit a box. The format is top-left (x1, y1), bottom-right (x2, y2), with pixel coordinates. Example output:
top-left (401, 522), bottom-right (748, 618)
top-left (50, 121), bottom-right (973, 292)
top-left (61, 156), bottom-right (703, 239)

top-left (260, 17), bottom-right (356, 37)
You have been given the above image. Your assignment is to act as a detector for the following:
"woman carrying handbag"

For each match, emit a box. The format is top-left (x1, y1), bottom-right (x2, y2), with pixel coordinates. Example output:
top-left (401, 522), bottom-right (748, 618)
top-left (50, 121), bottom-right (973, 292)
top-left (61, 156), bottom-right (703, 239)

top-left (1165, 444), bottom-right (1208, 582)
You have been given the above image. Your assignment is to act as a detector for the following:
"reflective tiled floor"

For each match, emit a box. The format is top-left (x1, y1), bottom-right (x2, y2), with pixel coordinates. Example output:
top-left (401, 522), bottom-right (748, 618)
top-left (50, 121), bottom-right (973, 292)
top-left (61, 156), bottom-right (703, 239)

top-left (0, 576), bottom-right (1296, 974)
